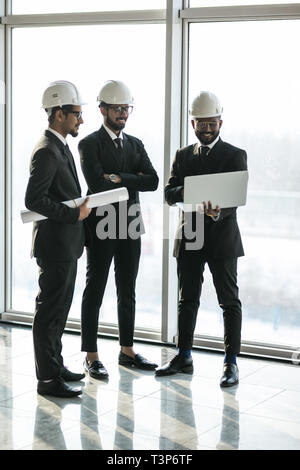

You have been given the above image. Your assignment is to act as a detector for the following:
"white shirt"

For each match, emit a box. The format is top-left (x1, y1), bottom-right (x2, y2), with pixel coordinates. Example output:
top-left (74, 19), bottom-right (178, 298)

top-left (103, 123), bottom-right (124, 147)
top-left (47, 127), bottom-right (67, 146)
top-left (199, 135), bottom-right (221, 221)
top-left (199, 135), bottom-right (220, 154)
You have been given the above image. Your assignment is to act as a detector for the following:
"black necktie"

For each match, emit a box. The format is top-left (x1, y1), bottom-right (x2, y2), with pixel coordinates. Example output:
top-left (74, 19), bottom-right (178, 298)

top-left (65, 144), bottom-right (80, 189)
top-left (200, 146), bottom-right (210, 156)
top-left (65, 143), bottom-right (75, 165)
top-left (114, 138), bottom-right (123, 151)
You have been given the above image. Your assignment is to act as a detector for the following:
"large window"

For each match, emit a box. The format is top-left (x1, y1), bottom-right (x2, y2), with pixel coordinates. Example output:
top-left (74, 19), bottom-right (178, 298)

top-left (3, 2), bottom-right (300, 358)
top-left (11, 23), bottom-right (165, 330)
top-left (189, 19), bottom-right (300, 348)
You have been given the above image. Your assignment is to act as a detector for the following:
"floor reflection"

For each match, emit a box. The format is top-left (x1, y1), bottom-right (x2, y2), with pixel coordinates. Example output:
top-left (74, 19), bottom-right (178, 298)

top-left (33, 399), bottom-right (67, 450)
top-left (217, 388), bottom-right (240, 450)
top-left (1, 324), bottom-right (300, 450)
top-left (79, 386), bottom-right (103, 450)
top-left (113, 367), bottom-right (136, 450)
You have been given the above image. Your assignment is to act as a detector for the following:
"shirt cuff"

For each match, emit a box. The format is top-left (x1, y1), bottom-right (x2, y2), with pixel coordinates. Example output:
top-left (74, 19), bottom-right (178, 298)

top-left (212, 212), bottom-right (221, 222)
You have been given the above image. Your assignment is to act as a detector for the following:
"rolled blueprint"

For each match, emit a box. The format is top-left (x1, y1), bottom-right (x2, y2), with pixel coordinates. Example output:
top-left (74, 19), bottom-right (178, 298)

top-left (20, 187), bottom-right (129, 224)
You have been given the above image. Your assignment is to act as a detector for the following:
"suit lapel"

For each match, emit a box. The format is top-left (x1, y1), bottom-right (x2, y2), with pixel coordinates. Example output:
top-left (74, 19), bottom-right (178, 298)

top-left (121, 134), bottom-right (130, 172)
top-left (98, 126), bottom-right (124, 169)
top-left (208, 137), bottom-right (223, 158)
top-left (63, 145), bottom-right (82, 193)
top-left (195, 138), bottom-right (225, 174)
top-left (45, 130), bottom-right (81, 193)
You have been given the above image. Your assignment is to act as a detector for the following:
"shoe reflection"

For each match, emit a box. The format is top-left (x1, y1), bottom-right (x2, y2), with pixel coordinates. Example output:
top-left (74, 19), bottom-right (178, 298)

top-left (113, 366), bottom-right (137, 450)
top-left (79, 365), bottom-right (142, 450)
top-left (217, 387), bottom-right (240, 450)
top-left (33, 395), bottom-right (81, 450)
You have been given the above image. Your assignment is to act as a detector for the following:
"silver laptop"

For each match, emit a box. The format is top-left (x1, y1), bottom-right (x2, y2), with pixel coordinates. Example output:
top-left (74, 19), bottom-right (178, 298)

top-left (183, 170), bottom-right (249, 211)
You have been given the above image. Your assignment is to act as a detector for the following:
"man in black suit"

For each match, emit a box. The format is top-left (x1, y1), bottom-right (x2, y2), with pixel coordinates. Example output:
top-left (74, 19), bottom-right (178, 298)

top-left (156, 91), bottom-right (247, 386)
top-left (25, 80), bottom-right (91, 397)
top-left (79, 80), bottom-right (159, 379)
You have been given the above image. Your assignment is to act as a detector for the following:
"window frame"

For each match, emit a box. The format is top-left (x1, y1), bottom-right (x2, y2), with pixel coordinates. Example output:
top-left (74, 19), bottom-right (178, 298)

top-left (1, 0), bottom-right (178, 346)
top-left (181, 2), bottom-right (300, 361)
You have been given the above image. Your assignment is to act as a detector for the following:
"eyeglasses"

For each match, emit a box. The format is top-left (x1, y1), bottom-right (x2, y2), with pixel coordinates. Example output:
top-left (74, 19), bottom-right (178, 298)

top-left (63, 110), bottom-right (83, 120)
top-left (107, 105), bottom-right (133, 115)
top-left (195, 121), bottom-right (219, 130)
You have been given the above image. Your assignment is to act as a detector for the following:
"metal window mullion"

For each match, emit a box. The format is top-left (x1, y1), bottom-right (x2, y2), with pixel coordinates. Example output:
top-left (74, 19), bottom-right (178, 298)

top-left (4, 23), bottom-right (11, 313)
top-left (193, 335), bottom-right (299, 363)
top-left (0, 0), bottom-right (5, 316)
top-left (5, 0), bottom-right (11, 16)
top-left (181, 18), bottom-right (189, 147)
top-left (180, 4), bottom-right (300, 22)
top-left (1, 9), bottom-right (166, 26)
top-left (161, 0), bottom-right (183, 344)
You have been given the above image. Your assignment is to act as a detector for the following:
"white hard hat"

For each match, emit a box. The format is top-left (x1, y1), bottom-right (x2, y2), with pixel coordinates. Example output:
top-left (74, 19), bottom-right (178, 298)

top-left (97, 80), bottom-right (134, 105)
top-left (189, 91), bottom-right (223, 118)
top-left (42, 80), bottom-right (86, 109)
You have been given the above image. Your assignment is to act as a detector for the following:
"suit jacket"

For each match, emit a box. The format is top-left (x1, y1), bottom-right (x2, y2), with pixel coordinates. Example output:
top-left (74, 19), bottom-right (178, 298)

top-left (25, 130), bottom-right (85, 261)
top-left (165, 138), bottom-right (248, 259)
top-left (78, 125), bottom-right (159, 239)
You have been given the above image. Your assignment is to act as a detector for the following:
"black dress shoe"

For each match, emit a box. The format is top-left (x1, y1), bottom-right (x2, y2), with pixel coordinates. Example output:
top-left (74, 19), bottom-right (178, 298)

top-left (61, 367), bottom-right (85, 382)
top-left (84, 358), bottom-right (109, 380)
top-left (118, 352), bottom-right (158, 370)
top-left (37, 378), bottom-right (82, 398)
top-left (155, 354), bottom-right (194, 377)
top-left (220, 363), bottom-right (239, 387)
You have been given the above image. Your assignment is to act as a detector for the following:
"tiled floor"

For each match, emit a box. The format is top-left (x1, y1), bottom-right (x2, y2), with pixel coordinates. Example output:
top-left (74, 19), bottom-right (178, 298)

top-left (1, 323), bottom-right (300, 450)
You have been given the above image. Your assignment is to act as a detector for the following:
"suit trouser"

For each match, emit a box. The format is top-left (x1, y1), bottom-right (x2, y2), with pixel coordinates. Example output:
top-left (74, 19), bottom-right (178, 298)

top-left (33, 258), bottom-right (78, 380)
top-left (177, 248), bottom-right (242, 354)
top-left (81, 237), bottom-right (141, 352)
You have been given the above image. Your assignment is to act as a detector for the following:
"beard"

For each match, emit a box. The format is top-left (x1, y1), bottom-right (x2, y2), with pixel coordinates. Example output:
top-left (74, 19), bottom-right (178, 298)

top-left (70, 128), bottom-right (79, 137)
top-left (106, 115), bottom-right (126, 132)
top-left (195, 129), bottom-right (219, 145)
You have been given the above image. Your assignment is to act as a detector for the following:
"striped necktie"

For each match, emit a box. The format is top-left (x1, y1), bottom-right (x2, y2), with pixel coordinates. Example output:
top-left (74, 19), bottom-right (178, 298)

top-left (114, 137), bottom-right (123, 150)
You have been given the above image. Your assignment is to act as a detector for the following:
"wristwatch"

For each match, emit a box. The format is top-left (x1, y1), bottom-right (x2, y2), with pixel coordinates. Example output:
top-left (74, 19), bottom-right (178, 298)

top-left (109, 174), bottom-right (118, 183)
